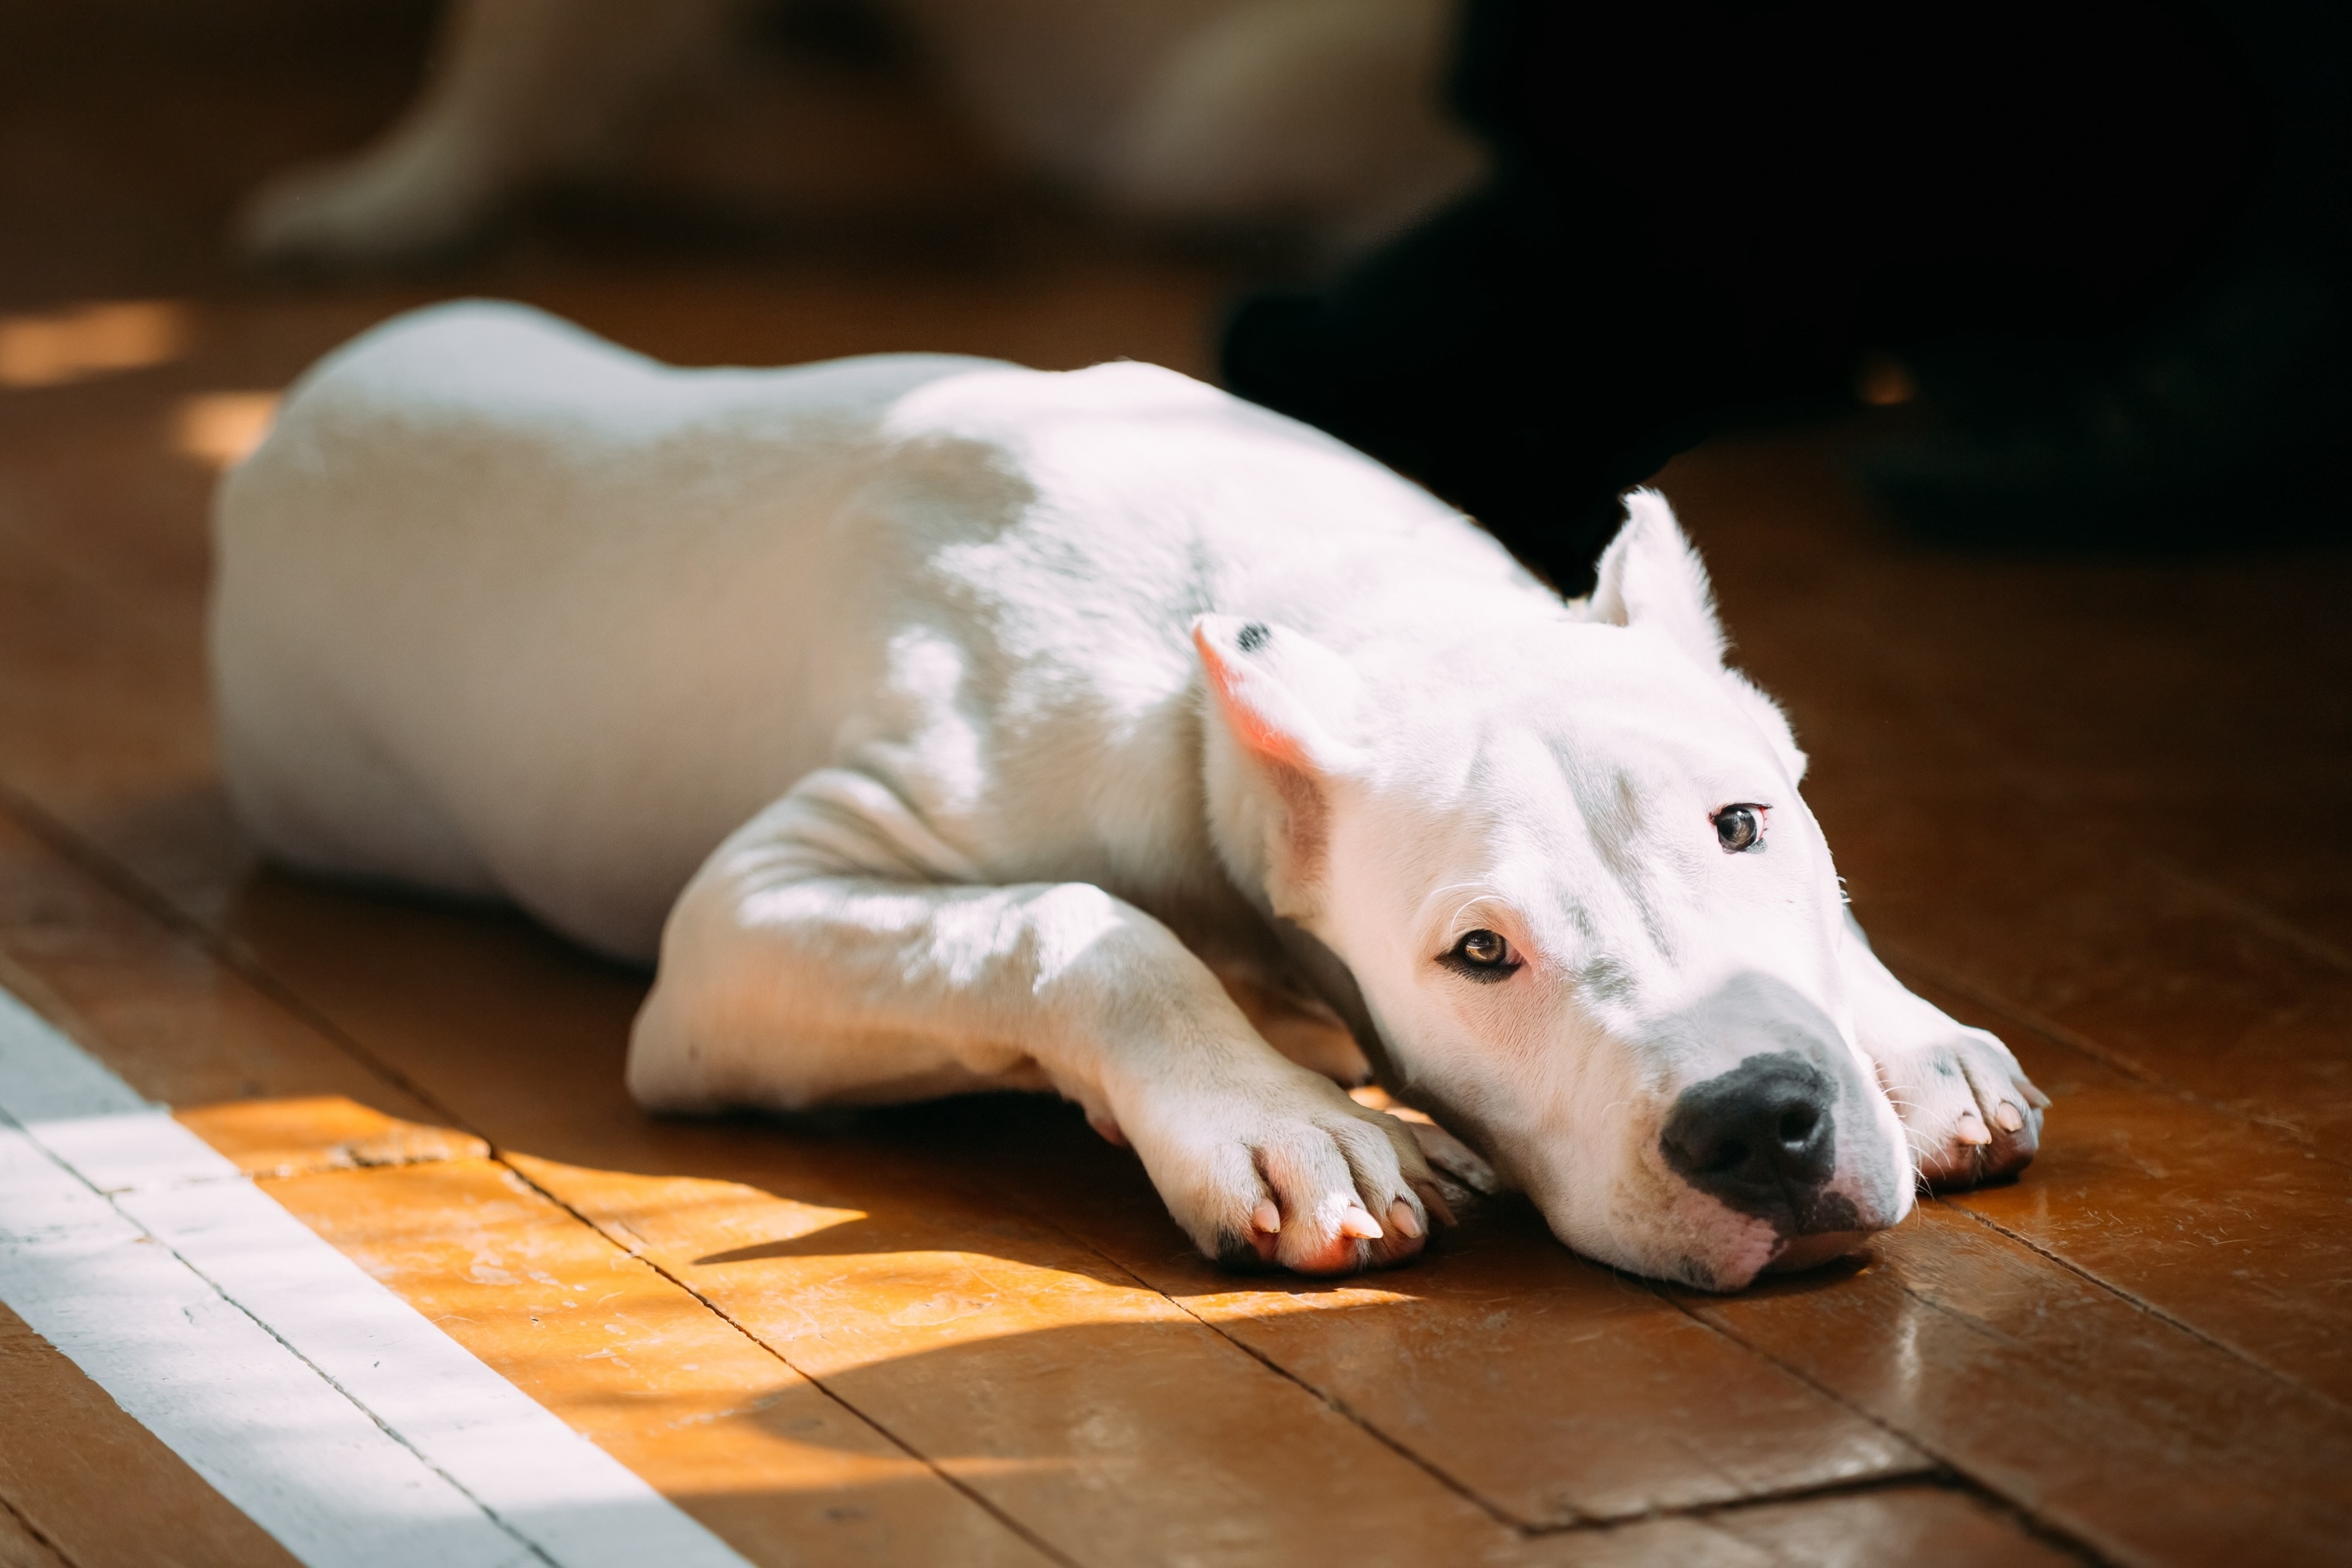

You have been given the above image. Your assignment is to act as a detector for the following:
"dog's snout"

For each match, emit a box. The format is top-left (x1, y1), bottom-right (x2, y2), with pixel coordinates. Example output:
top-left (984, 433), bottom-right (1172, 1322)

top-left (1661, 1052), bottom-right (1846, 1232)
top-left (1671, 1095), bottom-right (1829, 1187)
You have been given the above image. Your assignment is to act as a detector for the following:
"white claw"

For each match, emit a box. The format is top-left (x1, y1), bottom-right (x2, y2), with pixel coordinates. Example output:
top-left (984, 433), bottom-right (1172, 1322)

top-left (1388, 1200), bottom-right (1423, 1240)
top-left (1251, 1200), bottom-right (1282, 1234)
top-left (1338, 1207), bottom-right (1384, 1241)
top-left (1954, 1108), bottom-right (1993, 1146)
top-left (1993, 1101), bottom-right (2025, 1133)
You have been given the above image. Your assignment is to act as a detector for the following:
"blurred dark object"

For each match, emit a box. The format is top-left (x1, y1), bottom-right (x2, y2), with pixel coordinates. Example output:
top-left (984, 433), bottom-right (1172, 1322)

top-left (233, 0), bottom-right (1480, 272)
top-left (1223, 0), bottom-right (2349, 586)
top-left (0, 0), bottom-right (438, 306)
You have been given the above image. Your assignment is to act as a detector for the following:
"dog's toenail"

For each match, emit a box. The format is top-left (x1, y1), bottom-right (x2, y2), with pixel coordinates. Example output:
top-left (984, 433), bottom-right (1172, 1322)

top-left (1994, 1102), bottom-right (2025, 1132)
top-left (1339, 1207), bottom-right (1384, 1240)
top-left (1955, 1108), bottom-right (1991, 1146)
top-left (1251, 1200), bottom-right (1281, 1234)
top-left (1388, 1199), bottom-right (1423, 1240)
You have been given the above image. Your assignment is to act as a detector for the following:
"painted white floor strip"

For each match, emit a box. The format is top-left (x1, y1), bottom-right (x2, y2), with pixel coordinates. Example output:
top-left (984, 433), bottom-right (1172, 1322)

top-left (0, 986), bottom-right (751, 1568)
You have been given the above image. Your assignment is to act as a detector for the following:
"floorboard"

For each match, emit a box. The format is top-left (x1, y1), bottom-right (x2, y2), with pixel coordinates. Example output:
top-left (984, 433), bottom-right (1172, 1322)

top-left (0, 1302), bottom-right (302, 1568)
top-left (1913, 971), bottom-right (2352, 1411)
top-left (1683, 1204), bottom-right (2352, 1563)
top-left (265, 1158), bottom-right (1048, 1567)
top-left (936, 1093), bottom-right (1927, 1525)
top-left (1709, 1485), bottom-right (2079, 1568)
top-left (0, 1500), bottom-right (68, 1568)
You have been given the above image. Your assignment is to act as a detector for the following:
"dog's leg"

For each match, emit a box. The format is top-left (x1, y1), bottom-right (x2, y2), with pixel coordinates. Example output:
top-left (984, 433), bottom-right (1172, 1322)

top-left (629, 788), bottom-right (1443, 1275)
top-left (1842, 911), bottom-right (2049, 1187)
top-left (237, 0), bottom-right (733, 266)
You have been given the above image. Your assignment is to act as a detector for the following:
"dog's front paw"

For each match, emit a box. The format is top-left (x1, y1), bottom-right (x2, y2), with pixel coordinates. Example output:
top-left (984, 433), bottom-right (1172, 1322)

top-left (1876, 1025), bottom-right (2049, 1188)
top-left (1133, 1069), bottom-right (1450, 1275)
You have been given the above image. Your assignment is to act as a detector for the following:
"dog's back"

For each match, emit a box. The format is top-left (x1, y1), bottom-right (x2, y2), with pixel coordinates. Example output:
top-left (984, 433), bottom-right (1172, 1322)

top-left (212, 303), bottom-right (992, 948)
top-left (212, 300), bottom-right (1525, 958)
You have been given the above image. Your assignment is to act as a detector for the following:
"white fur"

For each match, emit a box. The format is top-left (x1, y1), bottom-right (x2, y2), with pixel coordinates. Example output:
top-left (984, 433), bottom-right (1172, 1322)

top-left (236, 0), bottom-right (1482, 266)
top-left (212, 302), bottom-right (2044, 1286)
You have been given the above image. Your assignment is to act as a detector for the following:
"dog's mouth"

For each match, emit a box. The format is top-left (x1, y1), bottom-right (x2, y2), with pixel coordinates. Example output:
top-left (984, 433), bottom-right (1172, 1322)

top-left (1763, 1228), bottom-right (1871, 1275)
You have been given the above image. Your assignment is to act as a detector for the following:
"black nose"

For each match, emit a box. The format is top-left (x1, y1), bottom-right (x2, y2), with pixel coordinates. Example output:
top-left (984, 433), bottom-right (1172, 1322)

top-left (1661, 1052), bottom-right (1851, 1234)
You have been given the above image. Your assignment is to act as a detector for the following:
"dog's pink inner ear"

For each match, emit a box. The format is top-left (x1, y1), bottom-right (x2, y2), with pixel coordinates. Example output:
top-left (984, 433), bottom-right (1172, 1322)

top-left (1195, 624), bottom-right (1314, 772)
top-left (1191, 614), bottom-right (1366, 793)
top-left (1194, 618), bottom-right (1348, 906)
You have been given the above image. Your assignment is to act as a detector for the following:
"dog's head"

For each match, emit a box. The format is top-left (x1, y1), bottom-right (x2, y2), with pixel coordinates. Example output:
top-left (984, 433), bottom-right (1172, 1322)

top-left (1195, 491), bottom-right (1911, 1290)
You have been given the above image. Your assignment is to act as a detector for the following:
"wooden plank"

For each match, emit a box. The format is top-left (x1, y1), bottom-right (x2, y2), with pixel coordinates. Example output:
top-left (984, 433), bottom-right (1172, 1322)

top-left (0, 805), bottom-right (445, 1125)
top-left (0, 1300), bottom-right (303, 1568)
top-left (514, 1148), bottom-right (1578, 1566)
top-left (1, 1061), bottom-right (716, 1568)
top-left (0, 1501), bottom-right (68, 1568)
top-left (0, 502), bottom-right (218, 859)
top-left (1678, 1203), bottom-right (2352, 1566)
top-left (1171, 1244), bottom-right (1922, 1530)
top-left (930, 1093), bottom-right (1929, 1526)
top-left (0, 817), bottom-right (1062, 1566)
top-left (1710, 1485), bottom-right (2081, 1568)
top-left (1902, 971), bottom-right (2352, 1411)
top-left (1825, 789), bottom-right (2352, 1150)
top-left (179, 1094), bottom-right (486, 1178)
top-left (210, 867), bottom-right (1940, 1538)
top-left (1661, 432), bottom-right (2352, 818)
top-left (1516, 1518), bottom-right (1771, 1567)
top-left (264, 1157), bottom-right (1051, 1568)
top-left (2153, 789), bottom-right (2352, 963)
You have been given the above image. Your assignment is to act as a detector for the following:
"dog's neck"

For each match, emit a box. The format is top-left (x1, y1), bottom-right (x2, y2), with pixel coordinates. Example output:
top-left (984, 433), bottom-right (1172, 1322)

top-left (1265, 915), bottom-right (1403, 1086)
top-left (1195, 686), bottom-right (1408, 1089)
top-left (1197, 672), bottom-right (1314, 920)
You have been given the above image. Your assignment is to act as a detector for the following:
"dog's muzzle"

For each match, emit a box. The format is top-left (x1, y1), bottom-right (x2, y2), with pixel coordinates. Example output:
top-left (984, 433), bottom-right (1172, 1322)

top-left (1658, 1051), bottom-right (1861, 1240)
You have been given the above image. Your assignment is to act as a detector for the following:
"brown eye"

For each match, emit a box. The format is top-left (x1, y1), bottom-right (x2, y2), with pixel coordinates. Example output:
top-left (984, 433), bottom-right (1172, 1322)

top-left (1442, 929), bottom-right (1519, 982)
top-left (1713, 804), bottom-right (1764, 853)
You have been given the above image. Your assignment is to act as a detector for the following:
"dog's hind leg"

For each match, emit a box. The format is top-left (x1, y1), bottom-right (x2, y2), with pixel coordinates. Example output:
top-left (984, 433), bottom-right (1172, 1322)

top-left (237, 0), bottom-right (734, 267)
top-left (628, 778), bottom-right (1445, 1276)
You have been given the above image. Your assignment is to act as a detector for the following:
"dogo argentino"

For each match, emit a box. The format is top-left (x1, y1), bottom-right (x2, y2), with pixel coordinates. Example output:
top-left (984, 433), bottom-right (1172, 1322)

top-left (212, 301), bottom-right (2046, 1287)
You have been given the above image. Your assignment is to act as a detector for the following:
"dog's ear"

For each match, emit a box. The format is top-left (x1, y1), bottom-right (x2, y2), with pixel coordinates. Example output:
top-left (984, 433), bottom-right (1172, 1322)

top-left (1193, 614), bottom-right (1365, 775)
top-left (1585, 488), bottom-right (1727, 668)
top-left (1193, 614), bottom-right (1366, 911)
top-left (1587, 492), bottom-right (1807, 779)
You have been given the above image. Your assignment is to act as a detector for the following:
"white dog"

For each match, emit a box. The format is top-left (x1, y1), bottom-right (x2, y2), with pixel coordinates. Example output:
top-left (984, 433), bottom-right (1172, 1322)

top-left (211, 302), bottom-right (2046, 1286)
top-left (238, 0), bottom-right (1479, 267)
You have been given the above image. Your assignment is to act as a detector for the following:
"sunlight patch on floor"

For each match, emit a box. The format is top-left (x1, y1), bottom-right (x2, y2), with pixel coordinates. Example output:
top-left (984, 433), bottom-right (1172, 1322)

top-left (171, 390), bottom-right (281, 469)
top-left (0, 300), bottom-right (191, 387)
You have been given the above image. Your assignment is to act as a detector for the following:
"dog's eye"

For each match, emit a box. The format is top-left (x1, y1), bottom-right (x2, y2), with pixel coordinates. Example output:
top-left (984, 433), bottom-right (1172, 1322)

top-left (1713, 804), bottom-right (1765, 853)
top-left (1441, 929), bottom-right (1519, 982)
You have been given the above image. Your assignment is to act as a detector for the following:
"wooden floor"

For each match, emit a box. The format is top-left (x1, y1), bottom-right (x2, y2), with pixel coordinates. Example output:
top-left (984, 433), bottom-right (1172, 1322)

top-left (5, 8), bottom-right (2352, 1566)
